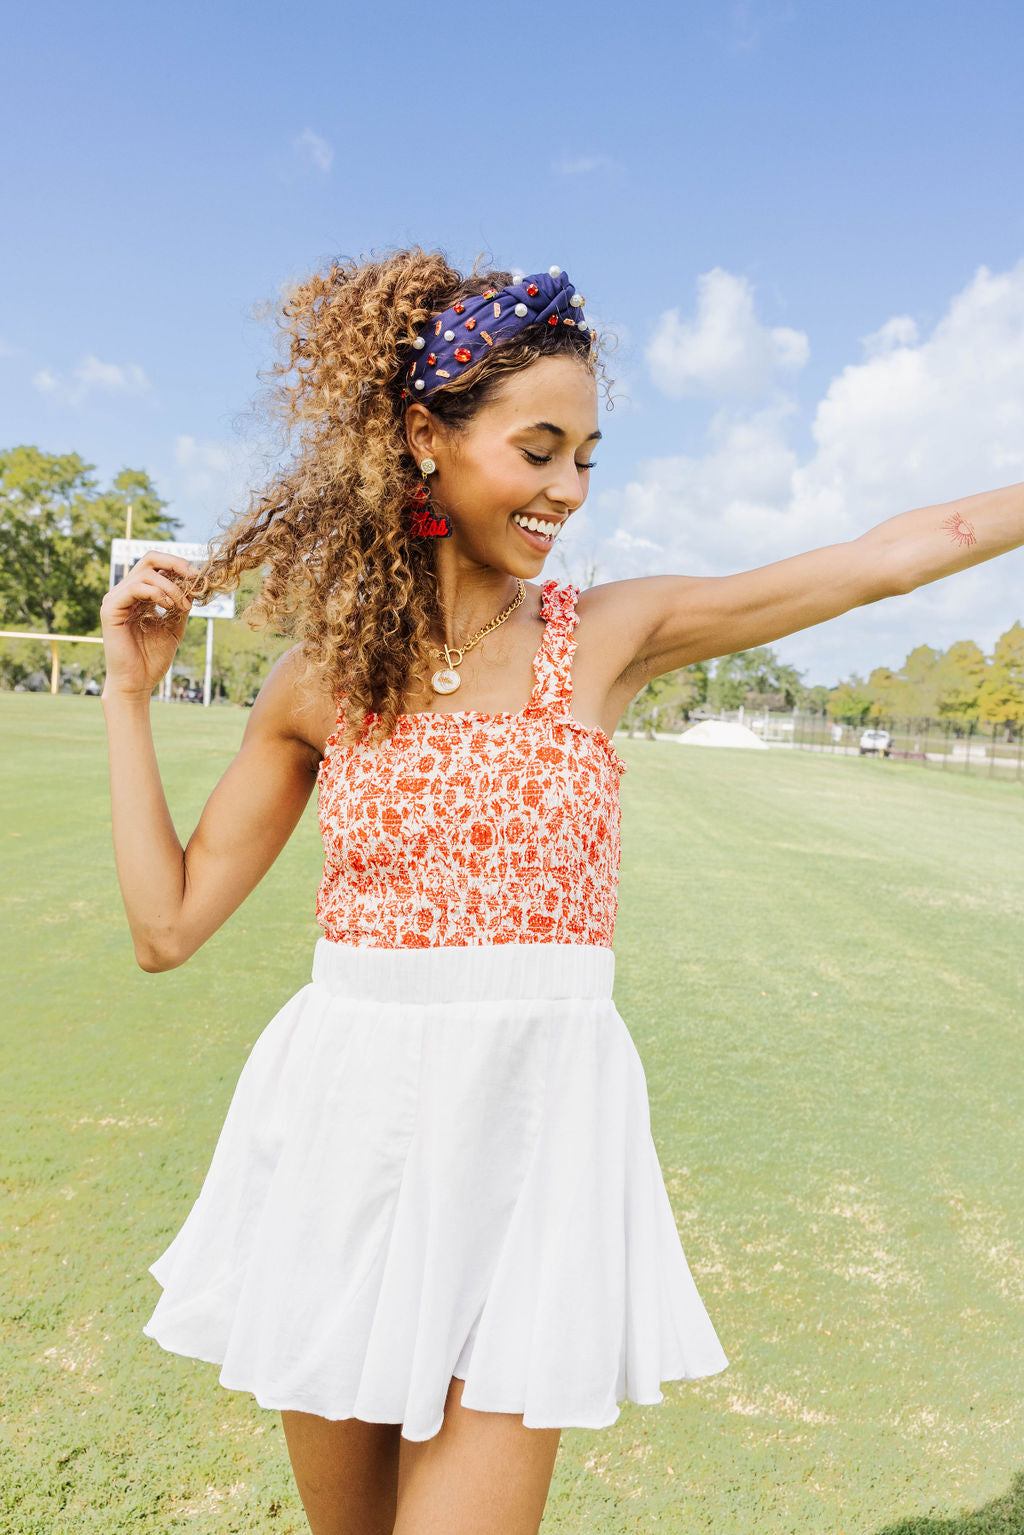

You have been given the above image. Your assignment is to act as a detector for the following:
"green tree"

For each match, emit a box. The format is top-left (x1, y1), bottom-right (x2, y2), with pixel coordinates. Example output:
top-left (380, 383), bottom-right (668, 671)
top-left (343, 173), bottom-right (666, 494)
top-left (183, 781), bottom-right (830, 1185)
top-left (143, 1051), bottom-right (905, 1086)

top-left (896, 643), bottom-right (942, 717)
top-left (829, 674), bottom-right (874, 724)
top-left (934, 639), bottom-right (987, 721)
top-left (797, 683), bottom-right (832, 715)
top-left (866, 666), bottom-right (901, 718)
top-left (0, 445), bottom-right (180, 635)
top-left (977, 622), bottom-right (1024, 735)
top-left (707, 646), bottom-right (804, 712)
top-left (622, 662), bottom-right (708, 737)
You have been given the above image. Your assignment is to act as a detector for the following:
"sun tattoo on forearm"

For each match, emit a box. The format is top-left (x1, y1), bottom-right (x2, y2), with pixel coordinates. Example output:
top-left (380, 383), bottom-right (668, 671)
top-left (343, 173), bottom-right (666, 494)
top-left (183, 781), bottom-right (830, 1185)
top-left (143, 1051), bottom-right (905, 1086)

top-left (939, 510), bottom-right (978, 548)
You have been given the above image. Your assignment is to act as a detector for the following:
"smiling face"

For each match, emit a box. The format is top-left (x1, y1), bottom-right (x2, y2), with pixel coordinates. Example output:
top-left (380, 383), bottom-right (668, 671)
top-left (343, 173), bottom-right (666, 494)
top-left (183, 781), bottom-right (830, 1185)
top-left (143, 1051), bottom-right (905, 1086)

top-left (405, 355), bottom-right (601, 578)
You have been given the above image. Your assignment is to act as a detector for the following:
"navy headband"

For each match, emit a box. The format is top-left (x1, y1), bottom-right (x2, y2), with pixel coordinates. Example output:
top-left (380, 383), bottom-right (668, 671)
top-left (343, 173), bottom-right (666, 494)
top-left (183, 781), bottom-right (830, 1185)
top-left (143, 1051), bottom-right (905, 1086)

top-left (402, 265), bottom-right (593, 400)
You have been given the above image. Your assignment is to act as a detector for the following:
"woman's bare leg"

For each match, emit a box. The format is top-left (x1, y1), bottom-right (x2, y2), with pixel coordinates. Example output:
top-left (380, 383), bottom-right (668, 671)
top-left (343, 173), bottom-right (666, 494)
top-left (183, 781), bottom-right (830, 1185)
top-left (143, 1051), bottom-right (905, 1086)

top-left (280, 1409), bottom-right (402, 1535)
top-left (394, 1376), bottom-right (561, 1535)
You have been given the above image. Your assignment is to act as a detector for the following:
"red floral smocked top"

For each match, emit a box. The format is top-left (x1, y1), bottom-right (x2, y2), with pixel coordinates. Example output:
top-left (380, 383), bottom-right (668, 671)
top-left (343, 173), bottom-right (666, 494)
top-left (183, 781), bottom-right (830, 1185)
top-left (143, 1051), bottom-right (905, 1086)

top-left (315, 579), bottom-right (628, 949)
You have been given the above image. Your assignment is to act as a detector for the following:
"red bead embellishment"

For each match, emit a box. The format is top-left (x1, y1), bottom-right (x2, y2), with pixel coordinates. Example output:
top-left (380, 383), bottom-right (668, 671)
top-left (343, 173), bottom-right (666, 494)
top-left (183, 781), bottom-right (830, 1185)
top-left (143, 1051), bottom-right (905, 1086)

top-left (427, 352), bottom-right (437, 365)
top-left (453, 301), bottom-right (465, 314)
top-left (526, 283), bottom-right (539, 296)
top-left (482, 288), bottom-right (497, 299)
top-left (454, 347), bottom-right (472, 363)
top-left (434, 320), bottom-right (443, 335)
top-left (464, 317), bottom-right (476, 330)
top-left (547, 315), bottom-right (559, 325)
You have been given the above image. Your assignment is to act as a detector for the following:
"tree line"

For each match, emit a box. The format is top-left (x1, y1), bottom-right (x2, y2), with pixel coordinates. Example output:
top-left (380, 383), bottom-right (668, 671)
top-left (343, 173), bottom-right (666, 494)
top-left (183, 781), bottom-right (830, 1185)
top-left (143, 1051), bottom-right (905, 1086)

top-left (3, 444), bottom-right (1022, 729)
top-left (622, 625), bottom-right (1024, 738)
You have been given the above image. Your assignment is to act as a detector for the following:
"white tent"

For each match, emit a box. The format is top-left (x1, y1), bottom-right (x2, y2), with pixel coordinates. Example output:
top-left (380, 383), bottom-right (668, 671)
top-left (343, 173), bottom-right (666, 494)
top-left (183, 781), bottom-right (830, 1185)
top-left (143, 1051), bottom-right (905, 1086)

top-left (677, 720), bottom-right (769, 750)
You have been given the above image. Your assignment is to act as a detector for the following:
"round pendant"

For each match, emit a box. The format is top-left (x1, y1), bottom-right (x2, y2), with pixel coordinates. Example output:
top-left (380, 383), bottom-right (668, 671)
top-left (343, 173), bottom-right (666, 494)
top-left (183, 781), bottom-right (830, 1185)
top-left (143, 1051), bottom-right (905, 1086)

top-left (432, 668), bottom-right (461, 695)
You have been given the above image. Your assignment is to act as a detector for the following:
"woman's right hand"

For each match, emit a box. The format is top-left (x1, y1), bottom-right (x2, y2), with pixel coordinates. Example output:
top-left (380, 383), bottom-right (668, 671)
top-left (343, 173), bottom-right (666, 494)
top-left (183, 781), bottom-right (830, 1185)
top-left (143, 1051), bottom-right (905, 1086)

top-left (99, 550), bottom-right (197, 699)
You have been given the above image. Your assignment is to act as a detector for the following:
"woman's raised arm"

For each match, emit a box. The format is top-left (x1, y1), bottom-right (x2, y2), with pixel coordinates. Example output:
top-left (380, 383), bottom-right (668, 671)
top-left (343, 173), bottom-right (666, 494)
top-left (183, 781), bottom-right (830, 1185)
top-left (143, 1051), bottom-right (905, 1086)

top-left (601, 478), bottom-right (1024, 685)
top-left (100, 553), bottom-right (322, 972)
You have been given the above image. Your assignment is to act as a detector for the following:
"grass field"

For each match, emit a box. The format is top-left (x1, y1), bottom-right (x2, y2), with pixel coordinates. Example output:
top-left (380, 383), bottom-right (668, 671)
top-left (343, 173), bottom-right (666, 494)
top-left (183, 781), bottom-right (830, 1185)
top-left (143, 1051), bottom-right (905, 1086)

top-left (2, 691), bottom-right (1023, 1534)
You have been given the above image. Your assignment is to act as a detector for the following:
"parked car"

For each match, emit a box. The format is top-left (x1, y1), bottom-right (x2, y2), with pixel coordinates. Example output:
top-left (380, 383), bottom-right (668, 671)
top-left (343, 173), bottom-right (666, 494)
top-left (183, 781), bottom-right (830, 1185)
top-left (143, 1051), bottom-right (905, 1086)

top-left (859, 728), bottom-right (892, 757)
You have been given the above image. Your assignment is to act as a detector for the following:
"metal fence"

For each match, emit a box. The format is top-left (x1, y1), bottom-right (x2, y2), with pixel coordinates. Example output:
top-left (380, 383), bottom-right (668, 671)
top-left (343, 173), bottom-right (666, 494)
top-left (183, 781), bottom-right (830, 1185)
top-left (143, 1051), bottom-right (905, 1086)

top-left (708, 708), bottom-right (1024, 782)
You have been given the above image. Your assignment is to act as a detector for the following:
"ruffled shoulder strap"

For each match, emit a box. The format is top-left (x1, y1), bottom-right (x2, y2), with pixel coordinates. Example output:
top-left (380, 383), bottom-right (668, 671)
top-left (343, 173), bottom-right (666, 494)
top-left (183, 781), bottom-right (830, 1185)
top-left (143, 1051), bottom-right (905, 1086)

top-left (529, 578), bottom-right (580, 711)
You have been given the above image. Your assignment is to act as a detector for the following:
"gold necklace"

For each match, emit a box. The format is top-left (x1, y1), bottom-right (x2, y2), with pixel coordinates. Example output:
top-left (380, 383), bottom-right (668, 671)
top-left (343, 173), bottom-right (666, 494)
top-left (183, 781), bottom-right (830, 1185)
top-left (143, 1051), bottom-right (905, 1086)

top-left (427, 580), bottom-right (526, 695)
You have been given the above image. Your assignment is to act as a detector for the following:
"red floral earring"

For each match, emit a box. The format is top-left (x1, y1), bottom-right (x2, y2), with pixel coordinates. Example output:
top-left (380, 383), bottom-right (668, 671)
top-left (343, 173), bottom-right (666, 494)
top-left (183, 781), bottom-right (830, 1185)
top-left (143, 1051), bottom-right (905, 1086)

top-left (407, 458), bottom-right (452, 538)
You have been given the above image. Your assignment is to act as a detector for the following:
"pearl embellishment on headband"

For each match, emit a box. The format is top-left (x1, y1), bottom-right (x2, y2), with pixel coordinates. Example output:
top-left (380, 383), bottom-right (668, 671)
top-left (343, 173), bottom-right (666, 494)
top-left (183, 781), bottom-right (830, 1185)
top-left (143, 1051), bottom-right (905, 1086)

top-left (404, 267), bottom-right (594, 400)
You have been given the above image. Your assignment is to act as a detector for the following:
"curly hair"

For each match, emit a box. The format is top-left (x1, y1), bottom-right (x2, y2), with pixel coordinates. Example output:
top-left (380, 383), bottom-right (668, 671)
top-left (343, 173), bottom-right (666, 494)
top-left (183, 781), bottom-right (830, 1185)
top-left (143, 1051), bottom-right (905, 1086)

top-left (173, 246), bottom-right (614, 748)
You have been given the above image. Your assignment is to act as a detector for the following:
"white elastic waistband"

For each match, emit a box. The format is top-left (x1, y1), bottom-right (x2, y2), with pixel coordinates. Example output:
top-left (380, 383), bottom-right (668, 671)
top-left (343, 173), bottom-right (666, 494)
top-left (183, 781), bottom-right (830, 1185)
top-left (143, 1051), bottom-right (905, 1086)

top-left (311, 937), bottom-right (615, 1005)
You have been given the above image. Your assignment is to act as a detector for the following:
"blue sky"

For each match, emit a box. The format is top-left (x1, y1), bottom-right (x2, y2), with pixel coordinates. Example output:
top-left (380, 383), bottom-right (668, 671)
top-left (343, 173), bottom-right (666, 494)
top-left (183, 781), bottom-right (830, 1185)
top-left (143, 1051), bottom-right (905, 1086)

top-left (3, 0), bottom-right (1024, 686)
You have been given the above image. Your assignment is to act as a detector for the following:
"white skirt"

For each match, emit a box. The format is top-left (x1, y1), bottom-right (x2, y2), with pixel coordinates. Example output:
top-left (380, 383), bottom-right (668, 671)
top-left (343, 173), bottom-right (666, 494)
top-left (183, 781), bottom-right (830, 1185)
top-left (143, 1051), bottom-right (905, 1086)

top-left (142, 939), bottom-right (729, 1442)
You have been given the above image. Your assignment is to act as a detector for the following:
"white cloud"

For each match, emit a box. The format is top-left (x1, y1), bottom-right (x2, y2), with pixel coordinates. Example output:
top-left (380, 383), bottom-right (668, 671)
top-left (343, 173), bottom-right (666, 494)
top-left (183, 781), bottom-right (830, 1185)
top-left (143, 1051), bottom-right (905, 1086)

top-left (175, 433), bottom-right (236, 488)
top-left (31, 353), bottom-right (150, 407)
top-left (169, 434), bottom-right (265, 540)
top-left (722, 0), bottom-right (798, 53)
top-left (292, 128), bottom-right (333, 174)
top-left (860, 314), bottom-right (920, 358)
top-left (646, 267), bottom-right (809, 398)
top-left (729, 0), bottom-right (761, 50)
top-left (77, 355), bottom-right (148, 392)
top-left (587, 257), bottom-right (1024, 684)
top-left (591, 397), bottom-right (804, 578)
top-left (801, 260), bottom-right (1024, 517)
top-left (552, 154), bottom-right (616, 175)
top-left (606, 526), bottom-right (662, 554)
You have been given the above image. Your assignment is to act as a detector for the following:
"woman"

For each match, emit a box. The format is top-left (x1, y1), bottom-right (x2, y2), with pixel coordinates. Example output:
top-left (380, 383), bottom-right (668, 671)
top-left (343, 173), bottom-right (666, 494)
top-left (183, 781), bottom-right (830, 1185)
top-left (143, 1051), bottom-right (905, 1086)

top-left (100, 249), bottom-right (1023, 1534)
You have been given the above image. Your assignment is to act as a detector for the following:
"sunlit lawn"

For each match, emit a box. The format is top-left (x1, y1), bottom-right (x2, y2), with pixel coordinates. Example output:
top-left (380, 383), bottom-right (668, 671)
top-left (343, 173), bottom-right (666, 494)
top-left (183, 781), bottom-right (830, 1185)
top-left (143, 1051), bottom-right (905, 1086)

top-left (2, 692), bottom-right (1023, 1533)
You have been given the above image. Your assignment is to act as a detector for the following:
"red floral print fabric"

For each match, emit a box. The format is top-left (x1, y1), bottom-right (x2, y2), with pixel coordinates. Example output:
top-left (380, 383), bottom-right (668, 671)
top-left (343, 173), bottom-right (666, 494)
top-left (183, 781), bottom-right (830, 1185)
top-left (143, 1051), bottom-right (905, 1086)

top-left (315, 580), bottom-right (628, 949)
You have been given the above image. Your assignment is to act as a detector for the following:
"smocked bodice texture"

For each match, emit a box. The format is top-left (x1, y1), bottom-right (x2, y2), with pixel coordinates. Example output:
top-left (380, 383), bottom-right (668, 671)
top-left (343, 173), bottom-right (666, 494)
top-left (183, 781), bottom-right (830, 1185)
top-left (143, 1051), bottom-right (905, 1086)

top-left (315, 579), bottom-right (627, 949)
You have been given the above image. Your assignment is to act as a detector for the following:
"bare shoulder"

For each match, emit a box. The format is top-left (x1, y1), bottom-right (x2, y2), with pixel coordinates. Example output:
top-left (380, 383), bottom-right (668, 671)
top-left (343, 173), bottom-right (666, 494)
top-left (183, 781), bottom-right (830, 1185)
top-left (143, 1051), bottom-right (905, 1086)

top-left (575, 574), bottom-right (695, 629)
top-left (574, 575), bottom-right (701, 688)
top-left (248, 643), bottom-right (339, 768)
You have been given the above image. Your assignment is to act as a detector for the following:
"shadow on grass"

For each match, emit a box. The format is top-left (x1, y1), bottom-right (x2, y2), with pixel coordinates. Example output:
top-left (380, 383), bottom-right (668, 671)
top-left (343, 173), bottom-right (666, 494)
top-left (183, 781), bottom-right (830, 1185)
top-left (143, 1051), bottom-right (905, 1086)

top-left (875, 1468), bottom-right (1024, 1533)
